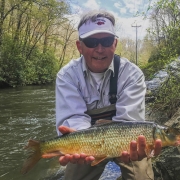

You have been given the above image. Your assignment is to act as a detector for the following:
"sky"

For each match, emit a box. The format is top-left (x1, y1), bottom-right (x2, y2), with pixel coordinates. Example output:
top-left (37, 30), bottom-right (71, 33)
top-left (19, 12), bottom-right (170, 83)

top-left (68, 0), bottom-right (156, 40)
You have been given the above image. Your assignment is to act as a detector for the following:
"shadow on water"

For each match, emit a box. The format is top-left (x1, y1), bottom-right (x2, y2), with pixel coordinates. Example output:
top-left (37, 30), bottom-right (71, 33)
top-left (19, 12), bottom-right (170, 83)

top-left (0, 85), bottom-right (121, 180)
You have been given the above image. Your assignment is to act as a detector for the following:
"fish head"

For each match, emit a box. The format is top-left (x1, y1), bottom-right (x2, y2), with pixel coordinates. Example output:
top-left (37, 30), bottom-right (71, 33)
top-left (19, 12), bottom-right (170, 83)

top-left (154, 125), bottom-right (180, 147)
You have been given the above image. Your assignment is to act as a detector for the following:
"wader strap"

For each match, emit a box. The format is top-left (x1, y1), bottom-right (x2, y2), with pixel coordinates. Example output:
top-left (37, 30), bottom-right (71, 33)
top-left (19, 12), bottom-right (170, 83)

top-left (86, 55), bottom-right (120, 125)
top-left (109, 54), bottom-right (120, 104)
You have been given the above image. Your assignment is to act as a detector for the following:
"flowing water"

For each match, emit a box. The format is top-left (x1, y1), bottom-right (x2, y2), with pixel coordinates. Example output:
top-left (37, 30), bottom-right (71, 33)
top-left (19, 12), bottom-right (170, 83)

top-left (0, 85), bottom-right (121, 180)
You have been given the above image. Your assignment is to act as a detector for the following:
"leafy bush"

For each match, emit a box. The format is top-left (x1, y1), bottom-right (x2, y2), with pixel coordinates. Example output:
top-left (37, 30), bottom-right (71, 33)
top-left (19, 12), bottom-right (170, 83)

top-left (141, 59), bottom-right (169, 80)
top-left (0, 35), bottom-right (58, 87)
top-left (148, 68), bottom-right (180, 118)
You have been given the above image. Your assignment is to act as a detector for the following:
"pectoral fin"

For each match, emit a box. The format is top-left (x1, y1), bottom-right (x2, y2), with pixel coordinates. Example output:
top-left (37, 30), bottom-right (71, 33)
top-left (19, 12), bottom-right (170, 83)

top-left (145, 144), bottom-right (154, 159)
top-left (91, 155), bottom-right (107, 166)
top-left (42, 151), bottom-right (63, 158)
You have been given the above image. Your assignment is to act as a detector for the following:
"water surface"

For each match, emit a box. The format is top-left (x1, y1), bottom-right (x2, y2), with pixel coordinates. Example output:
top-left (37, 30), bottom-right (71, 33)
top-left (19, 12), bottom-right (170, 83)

top-left (0, 85), bottom-right (120, 180)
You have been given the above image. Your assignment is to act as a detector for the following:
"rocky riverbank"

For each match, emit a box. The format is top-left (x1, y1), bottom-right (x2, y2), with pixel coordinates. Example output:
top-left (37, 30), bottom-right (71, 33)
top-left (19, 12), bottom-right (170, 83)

top-left (117, 107), bottom-right (180, 180)
top-left (152, 107), bottom-right (180, 180)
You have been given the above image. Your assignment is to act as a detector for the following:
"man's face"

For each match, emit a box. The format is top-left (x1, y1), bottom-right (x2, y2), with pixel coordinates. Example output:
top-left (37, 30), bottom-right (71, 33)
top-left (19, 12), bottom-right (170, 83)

top-left (76, 33), bottom-right (117, 73)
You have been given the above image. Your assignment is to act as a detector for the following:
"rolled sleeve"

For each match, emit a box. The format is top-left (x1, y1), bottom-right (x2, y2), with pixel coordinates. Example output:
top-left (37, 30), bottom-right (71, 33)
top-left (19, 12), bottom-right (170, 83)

top-left (56, 73), bottom-right (91, 135)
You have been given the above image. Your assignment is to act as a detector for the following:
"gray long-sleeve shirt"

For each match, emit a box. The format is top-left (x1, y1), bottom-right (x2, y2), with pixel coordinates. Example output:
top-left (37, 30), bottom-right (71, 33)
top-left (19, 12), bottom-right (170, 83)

top-left (56, 56), bottom-right (146, 135)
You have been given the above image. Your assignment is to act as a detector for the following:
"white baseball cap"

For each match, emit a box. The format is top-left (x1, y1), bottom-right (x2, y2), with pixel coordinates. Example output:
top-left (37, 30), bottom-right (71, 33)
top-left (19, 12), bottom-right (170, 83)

top-left (78, 17), bottom-right (117, 39)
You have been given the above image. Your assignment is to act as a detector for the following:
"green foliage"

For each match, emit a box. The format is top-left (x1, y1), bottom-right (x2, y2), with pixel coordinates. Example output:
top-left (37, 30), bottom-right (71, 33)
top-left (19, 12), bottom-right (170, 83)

top-left (141, 0), bottom-right (180, 117)
top-left (33, 51), bottom-right (59, 84)
top-left (149, 68), bottom-right (180, 118)
top-left (0, 0), bottom-right (72, 87)
top-left (0, 35), bottom-right (58, 87)
top-left (141, 43), bottom-right (177, 80)
top-left (147, 0), bottom-right (180, 65)
top-left (141, 60), bottom-right (166, 80)
top-left (138, 0), bottom-right (180, 119)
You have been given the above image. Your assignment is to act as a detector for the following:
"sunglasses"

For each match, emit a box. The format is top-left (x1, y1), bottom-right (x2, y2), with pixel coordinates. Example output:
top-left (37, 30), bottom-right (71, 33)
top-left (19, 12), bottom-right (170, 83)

top-left (80, 36), bottom-right (115, 48)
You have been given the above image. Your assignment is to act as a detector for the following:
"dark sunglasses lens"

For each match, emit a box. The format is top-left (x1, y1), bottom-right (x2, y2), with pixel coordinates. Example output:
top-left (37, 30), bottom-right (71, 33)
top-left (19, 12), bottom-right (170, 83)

top-left (101, 37), bottom-right (114, 47)
top-left (83, 38), bottom-right (98, 48)
top-left (82, 37), bottom-right (115, 48)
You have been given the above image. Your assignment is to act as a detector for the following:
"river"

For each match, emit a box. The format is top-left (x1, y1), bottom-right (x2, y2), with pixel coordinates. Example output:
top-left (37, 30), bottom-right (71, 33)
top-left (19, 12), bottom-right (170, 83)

top-left (0, 85), bottom-right (121, 180)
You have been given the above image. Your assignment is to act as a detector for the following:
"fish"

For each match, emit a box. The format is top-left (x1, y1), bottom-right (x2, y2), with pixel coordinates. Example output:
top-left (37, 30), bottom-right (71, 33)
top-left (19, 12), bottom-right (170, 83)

top-left (21, 120), bottom-right (180, 174)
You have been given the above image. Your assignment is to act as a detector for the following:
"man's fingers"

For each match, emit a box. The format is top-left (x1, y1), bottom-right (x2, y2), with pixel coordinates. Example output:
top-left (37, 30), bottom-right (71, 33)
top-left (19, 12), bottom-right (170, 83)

top-left (78, 153), bottom-right (86, 165)
top-left (59, 154), bottom-right (71, 166)
top-left (154, 139), bottom-right (162, 156)
top-left (130, 141), bottom-right (138, 161)
top-left (121, 151), bottom-right (130, 164)
top-left (59, 153), bottom-right (96, 166)
top-left (58, 126), bottom-right (75, 134)
top-left (70, 154), bottom-right (80, 164)
top-left (85, 156), bottom-right (95, 164)
top-left (137, 135), bottom-right (146, 160)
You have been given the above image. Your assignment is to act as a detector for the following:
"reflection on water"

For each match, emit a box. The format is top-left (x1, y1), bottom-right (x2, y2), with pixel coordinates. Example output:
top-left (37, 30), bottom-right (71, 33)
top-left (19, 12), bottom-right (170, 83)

top-left (0, 85), bottom-right (120, 180)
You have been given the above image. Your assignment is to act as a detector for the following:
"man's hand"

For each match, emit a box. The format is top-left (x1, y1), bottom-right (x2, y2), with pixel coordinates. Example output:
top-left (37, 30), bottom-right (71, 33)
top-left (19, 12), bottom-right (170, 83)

top-left (58, 125), bottom-right (75, 134)
top-left (58, 126), bottom-right (95, 166)
top-left (119, 135), bottom-right (162, 164)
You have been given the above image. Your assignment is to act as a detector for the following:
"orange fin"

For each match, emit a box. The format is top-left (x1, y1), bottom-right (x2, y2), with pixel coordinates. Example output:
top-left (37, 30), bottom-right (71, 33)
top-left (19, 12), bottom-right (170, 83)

top-left (42, 151), bottom-right (63, 158)
top-left (21, 139), bottom-right (42, 174)
top-left (91, 156), bottom-right (107, 166)
top-left (145, 144), bottom-right (154, 159)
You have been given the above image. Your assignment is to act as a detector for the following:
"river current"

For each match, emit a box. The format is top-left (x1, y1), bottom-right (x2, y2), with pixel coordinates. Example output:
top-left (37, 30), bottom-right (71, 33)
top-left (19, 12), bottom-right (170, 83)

top-left (0, 85), bottom-right (121, 180)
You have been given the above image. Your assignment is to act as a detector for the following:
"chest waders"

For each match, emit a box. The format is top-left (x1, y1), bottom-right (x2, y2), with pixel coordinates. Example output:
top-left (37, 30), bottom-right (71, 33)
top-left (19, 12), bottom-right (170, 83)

top-left (85, 54), bottom-right (120, 125)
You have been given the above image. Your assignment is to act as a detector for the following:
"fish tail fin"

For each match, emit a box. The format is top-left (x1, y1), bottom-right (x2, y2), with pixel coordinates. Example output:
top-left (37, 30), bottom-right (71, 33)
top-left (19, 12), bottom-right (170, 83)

top-left (21, 139), bottom-right (42, 174)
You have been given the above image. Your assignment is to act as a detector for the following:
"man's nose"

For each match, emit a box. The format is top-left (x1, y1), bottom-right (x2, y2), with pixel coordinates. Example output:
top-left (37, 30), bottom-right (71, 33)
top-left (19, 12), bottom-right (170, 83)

top-left (95, 43), bottom-right (105, 52)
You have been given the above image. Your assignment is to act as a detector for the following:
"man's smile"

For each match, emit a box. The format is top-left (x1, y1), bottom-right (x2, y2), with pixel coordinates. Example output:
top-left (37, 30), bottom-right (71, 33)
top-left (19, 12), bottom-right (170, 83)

top-left (93, 56), bottom-right (106, 60)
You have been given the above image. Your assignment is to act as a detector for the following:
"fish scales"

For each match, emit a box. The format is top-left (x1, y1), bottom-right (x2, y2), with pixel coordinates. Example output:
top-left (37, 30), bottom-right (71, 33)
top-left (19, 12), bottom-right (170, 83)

top-left (40, 122), bottom-right (154, 158)
top-left (21, 121), bottom-right (180, 174)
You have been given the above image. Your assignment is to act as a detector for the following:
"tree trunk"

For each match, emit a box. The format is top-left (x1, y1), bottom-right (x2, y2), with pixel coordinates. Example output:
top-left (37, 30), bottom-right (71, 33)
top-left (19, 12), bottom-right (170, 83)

top-left (0, 0), bottom-right (5, 47)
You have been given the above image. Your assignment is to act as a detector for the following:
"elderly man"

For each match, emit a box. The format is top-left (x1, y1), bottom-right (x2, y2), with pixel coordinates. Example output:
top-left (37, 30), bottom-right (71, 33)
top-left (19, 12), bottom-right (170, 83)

top-left (56, 9), bottom-right (161, 180)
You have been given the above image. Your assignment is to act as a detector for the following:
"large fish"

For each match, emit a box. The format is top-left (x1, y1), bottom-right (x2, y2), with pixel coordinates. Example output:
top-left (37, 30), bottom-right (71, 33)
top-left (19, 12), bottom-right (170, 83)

top-left (21, 121), bottom-right (180, 174)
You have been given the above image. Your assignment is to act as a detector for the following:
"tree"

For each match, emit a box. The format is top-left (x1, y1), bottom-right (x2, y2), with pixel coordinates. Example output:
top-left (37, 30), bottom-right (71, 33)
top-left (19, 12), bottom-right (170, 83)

top-left (147, 0), bottom-right (180, 60)
top-left (0, 0), bottom-right (77, 87)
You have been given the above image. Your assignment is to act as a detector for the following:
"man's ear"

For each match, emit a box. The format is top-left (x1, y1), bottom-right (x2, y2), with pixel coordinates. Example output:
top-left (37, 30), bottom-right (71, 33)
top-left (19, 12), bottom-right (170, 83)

top-left (114, 38), bottom-right (118, 48)
top-left (76, 40), bottom-right (83, 54)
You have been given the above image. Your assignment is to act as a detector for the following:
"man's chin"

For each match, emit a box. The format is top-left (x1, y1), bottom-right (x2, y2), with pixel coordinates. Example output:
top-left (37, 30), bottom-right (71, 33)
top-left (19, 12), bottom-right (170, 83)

top-left (90, 66), bottom-right (107, 73)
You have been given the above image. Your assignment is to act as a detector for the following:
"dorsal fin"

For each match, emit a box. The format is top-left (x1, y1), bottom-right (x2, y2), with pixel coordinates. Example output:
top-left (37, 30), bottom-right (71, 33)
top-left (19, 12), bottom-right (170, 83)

top-left (89, 119), bottom-right (115, 128)
top-left (95, 119), bottom-right (112, 125)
